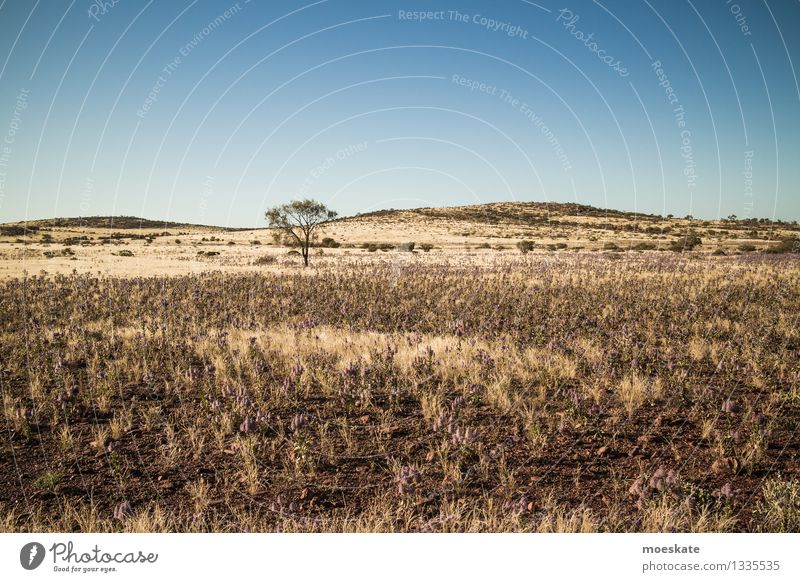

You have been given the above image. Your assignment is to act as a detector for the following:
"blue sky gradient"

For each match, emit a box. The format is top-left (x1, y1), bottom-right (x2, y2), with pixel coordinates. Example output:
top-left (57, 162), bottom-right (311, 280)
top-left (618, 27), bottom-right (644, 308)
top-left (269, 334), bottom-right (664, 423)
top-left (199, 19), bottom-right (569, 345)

top-left (0, 0), bottom-right (798, 226)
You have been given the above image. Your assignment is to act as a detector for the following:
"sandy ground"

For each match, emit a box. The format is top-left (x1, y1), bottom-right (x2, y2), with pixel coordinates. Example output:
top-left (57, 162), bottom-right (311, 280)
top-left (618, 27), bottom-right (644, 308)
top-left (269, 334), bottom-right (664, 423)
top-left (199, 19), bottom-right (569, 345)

top-left (0, 210), bottom-right (793, 279)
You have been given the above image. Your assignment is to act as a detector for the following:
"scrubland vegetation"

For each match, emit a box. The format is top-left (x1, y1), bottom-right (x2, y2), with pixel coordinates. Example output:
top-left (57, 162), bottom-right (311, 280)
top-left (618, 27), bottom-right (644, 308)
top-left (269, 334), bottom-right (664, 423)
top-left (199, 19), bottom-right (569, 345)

top-left (1, 252), bottom-right (798, 532)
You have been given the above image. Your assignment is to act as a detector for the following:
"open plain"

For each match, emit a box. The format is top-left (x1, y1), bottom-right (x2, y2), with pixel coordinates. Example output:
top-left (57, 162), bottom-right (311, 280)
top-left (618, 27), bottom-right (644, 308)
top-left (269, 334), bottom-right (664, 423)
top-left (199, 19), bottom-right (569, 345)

top-left (1, 203), bottom-right (799, 532)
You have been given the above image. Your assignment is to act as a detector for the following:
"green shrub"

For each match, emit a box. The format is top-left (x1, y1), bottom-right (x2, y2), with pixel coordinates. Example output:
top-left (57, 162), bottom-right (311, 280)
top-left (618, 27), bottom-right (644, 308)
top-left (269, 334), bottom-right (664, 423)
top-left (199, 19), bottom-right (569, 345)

top-left (34, 471), bottom-right (62, 491)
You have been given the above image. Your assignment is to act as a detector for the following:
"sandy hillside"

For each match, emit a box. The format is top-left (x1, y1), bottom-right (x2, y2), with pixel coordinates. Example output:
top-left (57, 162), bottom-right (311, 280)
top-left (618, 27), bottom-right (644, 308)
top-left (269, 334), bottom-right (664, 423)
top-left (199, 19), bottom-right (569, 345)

top-left (0, 202), bottom-right (797, 278)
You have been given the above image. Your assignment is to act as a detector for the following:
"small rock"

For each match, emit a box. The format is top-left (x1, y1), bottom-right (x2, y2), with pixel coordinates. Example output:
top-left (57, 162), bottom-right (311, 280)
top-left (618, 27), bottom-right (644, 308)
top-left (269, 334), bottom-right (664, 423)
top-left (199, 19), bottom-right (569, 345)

top-left (711, 457), bottom-right (740, 475)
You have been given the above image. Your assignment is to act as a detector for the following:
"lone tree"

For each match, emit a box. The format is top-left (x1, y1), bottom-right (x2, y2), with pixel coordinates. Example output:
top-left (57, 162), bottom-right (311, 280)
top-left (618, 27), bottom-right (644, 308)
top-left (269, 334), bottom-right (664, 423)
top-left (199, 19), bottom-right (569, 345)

top-left (265, 199), bottom-right (337, 266)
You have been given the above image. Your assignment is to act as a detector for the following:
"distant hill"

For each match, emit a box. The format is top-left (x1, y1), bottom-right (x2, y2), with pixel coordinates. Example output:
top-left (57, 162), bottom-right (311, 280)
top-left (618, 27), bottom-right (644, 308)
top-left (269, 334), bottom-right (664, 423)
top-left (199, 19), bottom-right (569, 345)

top-left (340, 201), bottom-right (798, 230)
top-left (0, 215), bottom-right (251, 232)
top-left (2, 203), bottom-right (797, 235)
top-left (346, 201), bottom-right (650, 224)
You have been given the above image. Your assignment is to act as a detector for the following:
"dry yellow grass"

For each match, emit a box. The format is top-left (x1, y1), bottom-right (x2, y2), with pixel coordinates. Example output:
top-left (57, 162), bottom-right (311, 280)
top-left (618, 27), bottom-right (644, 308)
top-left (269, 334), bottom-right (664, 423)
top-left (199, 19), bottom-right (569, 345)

top-left (2, 205), bottom-right (798, 533)
top-left (2, 202), bottom-right (796, 279)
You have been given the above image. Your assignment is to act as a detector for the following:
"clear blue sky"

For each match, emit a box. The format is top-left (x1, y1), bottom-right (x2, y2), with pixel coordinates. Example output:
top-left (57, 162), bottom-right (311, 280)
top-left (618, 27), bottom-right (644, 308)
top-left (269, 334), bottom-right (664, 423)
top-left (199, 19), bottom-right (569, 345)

top-left (0, 0), bottom-right (798, 227)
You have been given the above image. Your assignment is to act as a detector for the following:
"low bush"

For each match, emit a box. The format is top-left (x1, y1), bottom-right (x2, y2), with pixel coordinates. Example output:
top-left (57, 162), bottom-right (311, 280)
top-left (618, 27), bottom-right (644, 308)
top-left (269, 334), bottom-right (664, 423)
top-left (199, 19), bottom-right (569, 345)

top-left (319, 237), bottom-right (341, 248)
top-left (43, 248), bottom-right (76, 258)
top-left (516, 240), bottom-right (535, 254)
top-left (765, 237), bottom-right (799, 254)
top-left (253, 255), bottom-right (277, 265)
top-left (669, 234), bottom-right (702, 252)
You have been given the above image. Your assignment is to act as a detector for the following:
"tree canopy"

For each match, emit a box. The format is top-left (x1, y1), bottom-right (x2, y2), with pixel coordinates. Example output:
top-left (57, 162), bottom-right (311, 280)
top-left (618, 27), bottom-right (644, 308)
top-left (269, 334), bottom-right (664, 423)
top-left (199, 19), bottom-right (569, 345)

top-left (265, 199), bottom-right (337, 266)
